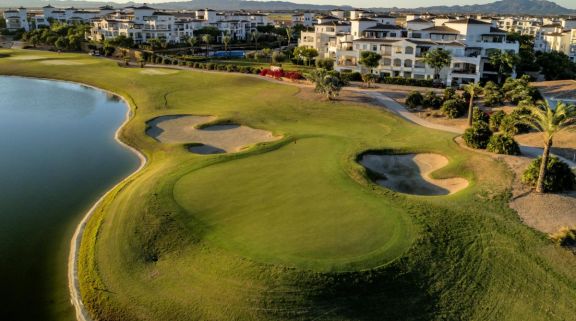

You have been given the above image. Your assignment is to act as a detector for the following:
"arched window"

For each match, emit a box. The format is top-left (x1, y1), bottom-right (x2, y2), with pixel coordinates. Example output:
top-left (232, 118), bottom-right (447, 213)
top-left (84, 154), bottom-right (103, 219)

top-left (382, 58), bottom-right (391, 66)
top-left (404, 59), bottom-right (413, 67)
top-left (393, 58), bottom-right (401, 67)
top-left (405, 46), bottom-right (414, 54)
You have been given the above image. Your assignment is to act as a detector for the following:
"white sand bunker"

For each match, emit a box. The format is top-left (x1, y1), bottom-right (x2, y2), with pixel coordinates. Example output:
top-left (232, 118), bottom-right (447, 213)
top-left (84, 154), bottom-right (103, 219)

top-left (360, 153), bottom-right (469, 195)
top-left (146, 115), bottom-right (280, 155)
top-left (140, 68), bottom-right (179, 75)
top-left (8, 55), bottom-right (45, 61)
top-left (40, 60), bottom-right (91, 66)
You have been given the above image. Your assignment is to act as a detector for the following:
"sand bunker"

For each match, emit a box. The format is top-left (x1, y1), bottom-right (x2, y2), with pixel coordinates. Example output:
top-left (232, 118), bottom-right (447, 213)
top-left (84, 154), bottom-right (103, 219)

top-left (140, 68), bottom-right (179, 75)
top-left (360, 153), bottom-right (469, 195)
top-left (7, 55), bottom-right (45, 61)
top-left (146, 115), bottom-right (280, 154)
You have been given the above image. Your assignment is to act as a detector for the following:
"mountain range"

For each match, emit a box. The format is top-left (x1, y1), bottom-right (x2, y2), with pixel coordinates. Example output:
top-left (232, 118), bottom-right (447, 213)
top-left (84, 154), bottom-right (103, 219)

top-left (1, 0), bottom-right (574, 15)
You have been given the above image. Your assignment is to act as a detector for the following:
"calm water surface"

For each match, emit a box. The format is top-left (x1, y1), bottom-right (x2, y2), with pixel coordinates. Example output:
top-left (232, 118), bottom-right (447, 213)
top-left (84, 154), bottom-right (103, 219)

top-left (0, 77), bottom-right (140, 321)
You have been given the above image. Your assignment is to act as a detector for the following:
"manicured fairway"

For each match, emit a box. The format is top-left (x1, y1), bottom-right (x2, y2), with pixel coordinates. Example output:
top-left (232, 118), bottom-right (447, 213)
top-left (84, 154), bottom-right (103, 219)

top-left (1, 49), bottom-right (576, 321)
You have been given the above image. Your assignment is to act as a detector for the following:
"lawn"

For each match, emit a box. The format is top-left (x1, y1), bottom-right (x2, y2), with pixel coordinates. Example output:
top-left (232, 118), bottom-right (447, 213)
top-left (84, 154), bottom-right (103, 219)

top-left (1, 49), bottom-right (575, 321)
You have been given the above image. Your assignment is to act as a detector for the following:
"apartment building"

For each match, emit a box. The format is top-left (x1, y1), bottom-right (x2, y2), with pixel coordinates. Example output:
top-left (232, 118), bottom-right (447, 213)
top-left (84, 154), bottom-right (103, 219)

top-left (300, 12), bottom-right (520, 85)
top-left (2, 7), bottom-right (29, 31)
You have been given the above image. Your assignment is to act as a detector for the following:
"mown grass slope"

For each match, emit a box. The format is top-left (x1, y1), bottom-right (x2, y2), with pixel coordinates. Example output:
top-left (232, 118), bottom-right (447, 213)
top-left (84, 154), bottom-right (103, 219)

top-left (1, 49), bottom-right (575, 321)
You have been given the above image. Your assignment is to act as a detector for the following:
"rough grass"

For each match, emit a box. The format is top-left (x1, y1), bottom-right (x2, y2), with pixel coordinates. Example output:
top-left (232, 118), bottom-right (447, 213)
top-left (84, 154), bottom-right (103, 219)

top-left (1, 49), bottom-right (576, 321)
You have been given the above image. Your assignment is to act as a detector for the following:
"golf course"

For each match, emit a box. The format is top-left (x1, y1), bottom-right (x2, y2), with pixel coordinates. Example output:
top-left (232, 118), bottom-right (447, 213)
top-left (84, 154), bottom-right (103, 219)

top-left (1, 49), bottom-right (575, 321)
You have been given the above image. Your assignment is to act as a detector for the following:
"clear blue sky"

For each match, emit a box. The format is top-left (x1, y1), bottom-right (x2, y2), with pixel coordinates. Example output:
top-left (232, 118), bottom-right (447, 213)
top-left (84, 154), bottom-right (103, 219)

top-left (141, 0), bottom-right (576, 9)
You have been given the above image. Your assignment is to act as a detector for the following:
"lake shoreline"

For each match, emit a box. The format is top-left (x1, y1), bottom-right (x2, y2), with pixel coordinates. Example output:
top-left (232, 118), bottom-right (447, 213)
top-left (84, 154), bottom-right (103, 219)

top-left (1, 75), bottom-right (149, 321)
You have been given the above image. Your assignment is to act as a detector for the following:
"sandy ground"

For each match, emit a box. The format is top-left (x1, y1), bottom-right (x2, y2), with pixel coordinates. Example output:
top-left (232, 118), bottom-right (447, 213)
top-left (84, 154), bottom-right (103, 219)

top-left (505, 156), bottom-right (576, 234)
top-left (532, 80), bottom-right (576, 102)
top-left (516, 131), bottom-right (576, 162)
top-left (359, 153), bottom-right (469, 196)
top-left (140, 68), bottom-right (180, 75)
top-left (146, 115), bottom-right (280, 154)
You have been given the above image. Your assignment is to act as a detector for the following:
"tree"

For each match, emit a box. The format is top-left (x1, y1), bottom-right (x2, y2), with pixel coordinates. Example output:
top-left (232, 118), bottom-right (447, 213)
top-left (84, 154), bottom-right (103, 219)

top-left (535, 51), bottom-right (576, 81)
top-left (201, 34), bottom-right (212, 57)
top-left (222, 33), bottom-right (232, 54)
top-left (187, 36), bottom-right (198, 55)
top-left (361, 74), bottom-right (379, 88)
top-left (285, 26), bottom-right (293, 46)
top-left (305, 69), bottom-right (344, 100)
top-left (359, 51), bottom-right (382, 87)
top-left (423, 49), bottom-right (451, 82)
top-left (520, 101), bottom-right (576, 193)
top-left (463, 83), bottom-right (483, 126)
top-left (293, 46), bottom-right (318, 66)
top-left (251, 31), bottom-right (261, 50)
top-left (488, 50), bottom-right (519, 84)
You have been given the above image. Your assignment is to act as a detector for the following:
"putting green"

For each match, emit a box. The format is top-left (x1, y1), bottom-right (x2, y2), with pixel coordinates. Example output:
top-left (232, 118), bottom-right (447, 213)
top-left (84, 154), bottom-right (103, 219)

top-left (174, 137), bottom-right (413, 269)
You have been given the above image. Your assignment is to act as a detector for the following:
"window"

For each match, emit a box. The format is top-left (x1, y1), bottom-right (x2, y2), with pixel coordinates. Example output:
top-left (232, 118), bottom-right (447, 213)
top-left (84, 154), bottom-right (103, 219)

top-left (390, 32), bottom-right (397, 37)
top-left (404, 59), bottom-right (413, 67)
top-left (412, 33), bottom-right (421, 38)
top-left (372, 45), bottom-right (377, 51)
top-left (405, 47), bottom-right (414, 54)
top-left (382, 58), bottom-right (391, 66)
top-left (393, 58), bottom-right (401, 66)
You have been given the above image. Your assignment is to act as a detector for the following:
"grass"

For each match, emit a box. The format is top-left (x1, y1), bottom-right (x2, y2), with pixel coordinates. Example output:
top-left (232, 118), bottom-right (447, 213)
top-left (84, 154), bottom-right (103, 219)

top-left (1, 49), bottom-right (576, 321)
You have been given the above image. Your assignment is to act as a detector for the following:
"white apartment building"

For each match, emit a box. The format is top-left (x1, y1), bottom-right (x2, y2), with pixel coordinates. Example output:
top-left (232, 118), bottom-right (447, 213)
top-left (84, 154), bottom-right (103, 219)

top-left (292, 12), bottom-right (314, 27)
top-left (300, 13), bottom-right (520, 86)
top-left (538, 19), bottom-right (576, 62)
top-left (2, 7), bottom-right (29, 31)
top-left (89, 6), bottom-right (271, 44)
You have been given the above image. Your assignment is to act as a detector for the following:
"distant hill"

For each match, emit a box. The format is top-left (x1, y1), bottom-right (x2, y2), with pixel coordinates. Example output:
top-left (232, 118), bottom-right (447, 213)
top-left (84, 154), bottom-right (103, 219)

top-left (1, 0), bottom-right (574, 15)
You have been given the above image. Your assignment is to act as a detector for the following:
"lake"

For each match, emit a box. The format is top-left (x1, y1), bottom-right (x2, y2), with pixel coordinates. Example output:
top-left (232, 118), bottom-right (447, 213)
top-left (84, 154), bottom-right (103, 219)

top-left (0, 76), bottom-right (140, 321)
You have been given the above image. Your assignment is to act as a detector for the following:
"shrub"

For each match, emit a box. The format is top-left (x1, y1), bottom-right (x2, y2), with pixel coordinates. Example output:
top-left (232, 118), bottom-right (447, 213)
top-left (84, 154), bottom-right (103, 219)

top-left (405, 91), bottom-right (424, 108)
top-left (500, 106), bottom-right (532, 135)
top-left (443, 87), bottom-right (457, 101)
top-left (441, 99), bottom-right (466, 119)
top-left (272, 51), bottom-right (287, 64)
top-left (522, 156), bottom-right (576, 192)
top-left (252, 68), bottom-right (261, 75)
top-left (217, 64), bottom-right (227, 71)
top-left (489, 110), bottom-right (506, 132)
top-left (483, 81), bottom-right (503, 107)
top-left (473, 107), bottom-right (490, 124)
top-left (422, 91), bottom-right (443, 109)
top-left (226, 65), bottom-right (237, 72)
top-left (284, 71), bottom-right (303, 80)
top-left (380, 77), bottom-right (435, 87)
top-left (315, 58), bottom-right (335, 70)
top-left (205, 63), bottom-right (215, 70)
top-left (463, 122), bottom-right (493, 149)
top-left (486, 134), bottom-right (521, 155)
top-left (341, 71), bottom-right (362, 82)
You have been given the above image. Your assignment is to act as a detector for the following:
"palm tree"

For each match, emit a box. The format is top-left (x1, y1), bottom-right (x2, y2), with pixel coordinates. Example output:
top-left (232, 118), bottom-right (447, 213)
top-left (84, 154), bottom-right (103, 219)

top-left (463, 83), bottom-right (483, 126)
top-left (251, 31), bottom-right (260, 50)
top-left (521, 101), bottom-right (576, 193)
top-left (489, 50), bottom-right (519, 84)
top-left (187, 36), bottom-right (198, 55)
top-left (423, 49), bottom-right (451, 83)
top-left (201, 34), bottom-right (212, 57)
top-left (305, 69), bottom-right (344, 101)
top-left (285, 26), bottom-right (293, 46)
top-left (222, 33), bottom-right (232, 55)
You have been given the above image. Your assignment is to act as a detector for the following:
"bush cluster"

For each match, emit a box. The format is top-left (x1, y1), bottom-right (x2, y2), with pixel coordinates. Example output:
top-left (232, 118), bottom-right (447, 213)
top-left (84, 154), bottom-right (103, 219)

top-left (340, 71), bottom-right (362, 82)
top-left (522, 156), bottom-right (576, 192)
top-left (489, 110), bottom-right (506, 132)
top-left (259, 68), bottom-right (303, 80)
top-left (405, 91), bottom-right (424, 108)
top-left (441, 99), bottom-right (467, 119)
top-left (380, 77), bottom-right (435, 87)
top-left (486, 134), bottom-right (521, 155)
top-left (463, 121), bottom-right (493, 149)
top-left (422, 91), bottom-right (443, 109)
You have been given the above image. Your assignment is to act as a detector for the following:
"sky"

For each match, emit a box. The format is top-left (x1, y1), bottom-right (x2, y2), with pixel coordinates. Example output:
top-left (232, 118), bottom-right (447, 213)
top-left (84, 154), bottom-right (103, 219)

top-left (139, 0), bottom-right (576, 9)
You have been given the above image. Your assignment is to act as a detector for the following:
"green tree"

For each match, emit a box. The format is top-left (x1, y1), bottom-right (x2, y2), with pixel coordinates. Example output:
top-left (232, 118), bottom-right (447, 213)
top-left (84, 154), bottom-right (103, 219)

top-left (520, 101), bottom-right (576, 193)
top-left (251, 31), bottom-right (261, 50)
top-left (305, 69), bottom-right (344, 100)
top-left (222, 33), bottom-right (232, 53)
top-left (488, 50), bottom-right (519, 84)
top-left (463, 83), bottom-right (483, 126)
top-left (423, 49), bottom-right (451, 82)
top-left (186, 36), bottom-right (198, 55)
top-left (358, 51), bottom-right (382, 87)
top-left (285, 26), bottom-right (293, 46)
top-left (202, 34), bottom-right (212, 57)
top-left (293, 46), bottom-right (318, 66)
top-left (535, 51), bottom-right (576, 80)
